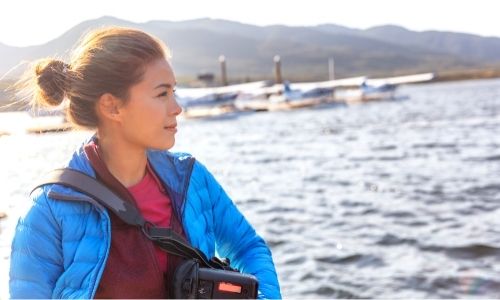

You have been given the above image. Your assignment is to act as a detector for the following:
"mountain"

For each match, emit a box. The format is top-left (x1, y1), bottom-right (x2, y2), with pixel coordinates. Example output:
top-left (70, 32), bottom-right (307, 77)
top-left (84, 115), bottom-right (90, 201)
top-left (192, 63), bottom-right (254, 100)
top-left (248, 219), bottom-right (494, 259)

top-left (1, 17), bottom-right (499, 83)
top-left (363, 25), bottom-right (500, 62)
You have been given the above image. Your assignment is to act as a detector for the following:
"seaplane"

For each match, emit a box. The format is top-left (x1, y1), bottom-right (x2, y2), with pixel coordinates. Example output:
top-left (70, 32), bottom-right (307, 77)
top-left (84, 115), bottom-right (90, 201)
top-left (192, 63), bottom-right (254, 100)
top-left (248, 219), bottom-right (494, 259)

top-left (175, 72), bottom-right (435, 117)
top-left (234, 76), bottom-right (367, 111)
top-left (175, 80), bottom-right (267, 118)
top-left (337, 72), bottom-right (435, 103)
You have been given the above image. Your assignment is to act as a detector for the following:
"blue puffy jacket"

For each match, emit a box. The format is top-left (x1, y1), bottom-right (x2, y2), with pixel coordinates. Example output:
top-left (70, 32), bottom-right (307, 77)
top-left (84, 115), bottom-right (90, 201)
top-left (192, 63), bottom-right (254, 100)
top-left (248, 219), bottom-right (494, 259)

top-left (9, 138), bottom-right (281, 299)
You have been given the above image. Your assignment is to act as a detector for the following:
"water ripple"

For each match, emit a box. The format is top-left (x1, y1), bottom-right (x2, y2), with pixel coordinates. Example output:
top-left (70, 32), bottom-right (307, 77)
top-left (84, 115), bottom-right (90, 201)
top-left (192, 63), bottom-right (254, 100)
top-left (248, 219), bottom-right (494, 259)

top-left (420, 244), bottom-right (500, 259)
top-left (2, 79), bottom-right (500, 298)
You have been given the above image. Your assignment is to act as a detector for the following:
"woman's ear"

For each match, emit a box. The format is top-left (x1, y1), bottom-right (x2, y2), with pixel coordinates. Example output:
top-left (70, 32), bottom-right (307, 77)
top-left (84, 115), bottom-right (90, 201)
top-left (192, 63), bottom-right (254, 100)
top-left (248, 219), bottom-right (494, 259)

top-left (97, 93), bottom-right (123, 122)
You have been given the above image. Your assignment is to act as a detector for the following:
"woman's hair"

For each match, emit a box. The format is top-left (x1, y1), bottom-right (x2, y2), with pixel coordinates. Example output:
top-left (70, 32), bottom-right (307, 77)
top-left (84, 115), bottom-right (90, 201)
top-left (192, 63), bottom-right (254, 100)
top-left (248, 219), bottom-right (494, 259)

top-left (19, 27), bottom-right (169, 128)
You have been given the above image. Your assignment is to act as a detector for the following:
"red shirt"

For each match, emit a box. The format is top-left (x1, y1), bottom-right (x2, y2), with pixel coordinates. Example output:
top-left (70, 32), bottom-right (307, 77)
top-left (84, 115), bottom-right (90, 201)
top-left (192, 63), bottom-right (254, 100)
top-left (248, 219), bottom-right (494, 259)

top-left (128, 163), bottom-right (172, 274)
top-left (86, 142), bottom-right (168, 298)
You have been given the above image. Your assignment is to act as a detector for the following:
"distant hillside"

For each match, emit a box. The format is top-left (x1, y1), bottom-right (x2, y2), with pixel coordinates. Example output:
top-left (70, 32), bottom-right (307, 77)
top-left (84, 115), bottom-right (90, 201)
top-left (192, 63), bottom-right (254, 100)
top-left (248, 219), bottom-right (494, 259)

top-left (1, 17), bottom-right (499, 83)
top-left (363, 25), bottom-right (500, 62)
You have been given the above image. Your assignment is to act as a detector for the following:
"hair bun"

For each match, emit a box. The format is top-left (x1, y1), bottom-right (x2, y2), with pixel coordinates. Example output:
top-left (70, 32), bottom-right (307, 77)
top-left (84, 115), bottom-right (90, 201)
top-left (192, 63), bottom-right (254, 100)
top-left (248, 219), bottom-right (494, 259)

top-left (35, 59), bottom-right (71, 106)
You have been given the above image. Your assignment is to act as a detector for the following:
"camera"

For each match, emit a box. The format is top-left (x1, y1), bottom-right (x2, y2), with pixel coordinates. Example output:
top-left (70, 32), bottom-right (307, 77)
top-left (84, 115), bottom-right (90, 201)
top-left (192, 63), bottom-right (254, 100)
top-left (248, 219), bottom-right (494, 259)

top-left (173, 259), bottom-right (258, 299)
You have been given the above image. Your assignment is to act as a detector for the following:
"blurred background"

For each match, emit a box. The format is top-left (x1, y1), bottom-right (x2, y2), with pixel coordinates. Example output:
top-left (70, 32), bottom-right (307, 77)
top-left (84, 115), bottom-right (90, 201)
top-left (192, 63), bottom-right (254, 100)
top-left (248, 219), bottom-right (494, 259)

top-left (1, 0), bottom-right (499, 298)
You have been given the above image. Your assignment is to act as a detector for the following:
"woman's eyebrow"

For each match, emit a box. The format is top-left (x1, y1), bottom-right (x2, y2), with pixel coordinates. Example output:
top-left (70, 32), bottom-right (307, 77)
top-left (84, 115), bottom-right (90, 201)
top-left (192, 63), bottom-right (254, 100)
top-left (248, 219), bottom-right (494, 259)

top-left (154, 83), bottom-right (174, 89)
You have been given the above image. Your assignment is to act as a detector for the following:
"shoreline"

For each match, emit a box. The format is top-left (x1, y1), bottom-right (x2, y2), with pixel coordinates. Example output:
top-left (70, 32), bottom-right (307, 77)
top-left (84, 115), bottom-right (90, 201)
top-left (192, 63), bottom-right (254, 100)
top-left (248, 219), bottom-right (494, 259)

top-left (433, 68), bottom-right (500, 82)
top-left (1, 70), bottom-right (500, 113)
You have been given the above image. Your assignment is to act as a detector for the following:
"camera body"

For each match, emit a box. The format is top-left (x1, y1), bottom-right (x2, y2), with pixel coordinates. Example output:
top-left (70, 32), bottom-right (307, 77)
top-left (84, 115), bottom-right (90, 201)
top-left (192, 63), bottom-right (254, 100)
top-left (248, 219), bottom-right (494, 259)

top-left (173, 259), bottom-right (258, 299)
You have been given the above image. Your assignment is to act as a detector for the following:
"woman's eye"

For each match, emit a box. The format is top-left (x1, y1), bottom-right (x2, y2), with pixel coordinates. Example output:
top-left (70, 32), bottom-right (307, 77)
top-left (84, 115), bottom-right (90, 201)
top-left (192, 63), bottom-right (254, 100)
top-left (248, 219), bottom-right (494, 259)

top-left (157, 91), bottom-right (168, 97)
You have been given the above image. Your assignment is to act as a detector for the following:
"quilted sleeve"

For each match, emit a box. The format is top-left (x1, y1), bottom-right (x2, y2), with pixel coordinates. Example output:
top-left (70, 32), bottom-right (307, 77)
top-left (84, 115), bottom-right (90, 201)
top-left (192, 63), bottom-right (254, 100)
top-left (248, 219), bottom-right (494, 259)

top-left (9, 187), bottom-right (64, 298)
top-left (198, 162), bottom-right (282, 299)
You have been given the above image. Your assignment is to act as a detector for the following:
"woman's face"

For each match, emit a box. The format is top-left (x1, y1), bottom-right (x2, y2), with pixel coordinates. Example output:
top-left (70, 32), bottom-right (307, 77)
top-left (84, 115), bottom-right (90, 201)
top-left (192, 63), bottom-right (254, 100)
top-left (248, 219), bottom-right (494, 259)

top-left (117, 58), bottom-right (181, 150)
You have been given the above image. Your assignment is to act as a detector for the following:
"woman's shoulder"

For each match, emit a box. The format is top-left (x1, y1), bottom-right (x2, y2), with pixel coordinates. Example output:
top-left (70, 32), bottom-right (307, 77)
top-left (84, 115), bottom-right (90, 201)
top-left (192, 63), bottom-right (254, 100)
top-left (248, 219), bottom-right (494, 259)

top-left (26, 184), bottom-right (102, 223)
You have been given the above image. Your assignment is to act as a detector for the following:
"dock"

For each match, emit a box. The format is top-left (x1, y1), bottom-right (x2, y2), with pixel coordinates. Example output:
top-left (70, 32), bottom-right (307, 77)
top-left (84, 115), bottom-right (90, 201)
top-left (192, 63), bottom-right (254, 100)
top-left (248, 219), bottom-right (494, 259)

top-left (182, 105), bottom-right (236, 119)
top-left (26, 122), bottom-right (73, 134)
top-left (0, 112), bottom-right (73, 135)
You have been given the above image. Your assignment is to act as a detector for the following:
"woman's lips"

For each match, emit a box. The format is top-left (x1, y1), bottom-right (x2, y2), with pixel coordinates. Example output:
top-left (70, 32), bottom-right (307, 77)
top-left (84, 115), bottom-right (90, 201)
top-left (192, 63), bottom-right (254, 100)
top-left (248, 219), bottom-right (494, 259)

top-left (164, 124), bottom-right (177, 132)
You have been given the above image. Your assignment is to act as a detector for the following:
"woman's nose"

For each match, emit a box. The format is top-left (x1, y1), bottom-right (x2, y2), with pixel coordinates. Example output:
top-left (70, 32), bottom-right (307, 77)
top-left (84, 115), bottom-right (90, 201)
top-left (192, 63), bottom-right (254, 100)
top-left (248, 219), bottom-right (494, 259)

top-left (170, 97), bottom-right (183, 115)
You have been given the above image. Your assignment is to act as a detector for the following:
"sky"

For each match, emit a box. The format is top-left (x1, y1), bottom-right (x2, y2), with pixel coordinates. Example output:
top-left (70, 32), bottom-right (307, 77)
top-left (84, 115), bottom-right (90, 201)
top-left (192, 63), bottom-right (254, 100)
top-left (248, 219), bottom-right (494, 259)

top-left (0, 0), bottom-right (499, 47)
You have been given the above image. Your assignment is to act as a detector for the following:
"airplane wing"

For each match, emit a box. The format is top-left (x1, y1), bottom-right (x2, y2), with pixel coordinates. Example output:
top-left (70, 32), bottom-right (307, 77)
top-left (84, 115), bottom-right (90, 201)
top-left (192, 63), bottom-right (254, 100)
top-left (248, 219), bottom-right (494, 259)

top-left (290, 76), bottom-right (367, 91)
top-left (175, 81), bottom-right (268, 99)
top-left (239, 76), bottom-right (368, 97)
top-left (365, 73), bottom-right (434, 87)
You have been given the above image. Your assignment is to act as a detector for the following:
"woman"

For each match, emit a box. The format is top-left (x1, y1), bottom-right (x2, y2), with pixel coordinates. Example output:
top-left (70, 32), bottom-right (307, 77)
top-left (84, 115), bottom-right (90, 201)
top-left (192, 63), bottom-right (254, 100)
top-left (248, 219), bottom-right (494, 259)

top-left (9, 27), bottom-right (281, 299)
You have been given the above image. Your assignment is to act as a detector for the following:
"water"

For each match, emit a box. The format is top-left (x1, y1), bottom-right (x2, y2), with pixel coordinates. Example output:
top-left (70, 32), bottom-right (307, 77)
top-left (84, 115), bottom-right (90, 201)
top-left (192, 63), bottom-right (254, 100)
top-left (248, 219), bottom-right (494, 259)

top-left (1, 78), bottom-right (499, 298)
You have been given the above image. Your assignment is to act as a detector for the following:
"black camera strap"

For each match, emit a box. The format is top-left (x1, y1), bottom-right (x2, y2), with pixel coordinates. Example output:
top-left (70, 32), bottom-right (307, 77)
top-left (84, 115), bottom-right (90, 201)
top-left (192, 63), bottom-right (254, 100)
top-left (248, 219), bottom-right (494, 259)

top-left (34, 168), bottom-right (232, 271)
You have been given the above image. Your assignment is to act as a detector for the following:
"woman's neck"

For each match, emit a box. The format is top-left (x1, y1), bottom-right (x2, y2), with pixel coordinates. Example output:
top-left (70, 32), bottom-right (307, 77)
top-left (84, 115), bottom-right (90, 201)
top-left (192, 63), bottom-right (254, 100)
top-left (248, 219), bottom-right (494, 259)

top-left (97, 132), bottom-right (148, 188)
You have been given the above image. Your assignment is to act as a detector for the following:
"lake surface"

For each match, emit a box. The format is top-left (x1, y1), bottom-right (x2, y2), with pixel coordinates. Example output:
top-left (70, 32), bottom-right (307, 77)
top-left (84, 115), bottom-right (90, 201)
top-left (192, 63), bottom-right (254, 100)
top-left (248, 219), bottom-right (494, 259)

top-left (1, 78), bottom-right (499, 298)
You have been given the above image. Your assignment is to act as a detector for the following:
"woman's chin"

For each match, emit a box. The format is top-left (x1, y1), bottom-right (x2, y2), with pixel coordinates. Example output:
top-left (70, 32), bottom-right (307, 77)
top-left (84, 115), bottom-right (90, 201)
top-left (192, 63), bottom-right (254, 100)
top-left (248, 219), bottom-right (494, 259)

top-left (152, 139), bottom-right (175, 151)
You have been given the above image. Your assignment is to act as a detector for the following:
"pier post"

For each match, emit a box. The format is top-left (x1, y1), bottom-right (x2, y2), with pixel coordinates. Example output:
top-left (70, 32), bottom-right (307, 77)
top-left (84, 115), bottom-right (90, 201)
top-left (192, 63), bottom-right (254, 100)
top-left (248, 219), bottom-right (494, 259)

top-left (219, 55), bottom-right (228, 86)
top-left (274, 55), bottom-right (282, 84)
top-left (328, 57), bottom-right (335, 80)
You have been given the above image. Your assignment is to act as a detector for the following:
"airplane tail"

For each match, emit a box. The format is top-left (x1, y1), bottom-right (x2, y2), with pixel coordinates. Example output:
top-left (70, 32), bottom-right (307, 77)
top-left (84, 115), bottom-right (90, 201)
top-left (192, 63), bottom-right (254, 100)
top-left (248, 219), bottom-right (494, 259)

top-left (283, 80), bottom-right (292, 93)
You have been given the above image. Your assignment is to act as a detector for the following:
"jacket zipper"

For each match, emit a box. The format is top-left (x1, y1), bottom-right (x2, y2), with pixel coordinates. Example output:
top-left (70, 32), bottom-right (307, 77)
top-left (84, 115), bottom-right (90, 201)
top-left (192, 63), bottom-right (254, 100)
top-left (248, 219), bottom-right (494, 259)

top-left (180, 157), bottom-right (196, 243)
